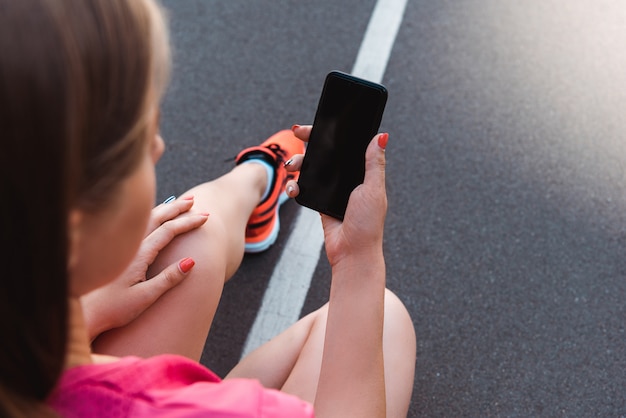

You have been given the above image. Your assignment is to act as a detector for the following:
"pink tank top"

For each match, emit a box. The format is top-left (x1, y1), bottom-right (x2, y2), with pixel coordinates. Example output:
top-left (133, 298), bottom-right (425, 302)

top-left (47, 354), bottom-right (314, 417)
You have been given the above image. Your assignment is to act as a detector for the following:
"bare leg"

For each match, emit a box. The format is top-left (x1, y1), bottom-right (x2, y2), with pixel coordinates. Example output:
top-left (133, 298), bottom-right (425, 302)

top-left (227, 289), bottom-right (417, 418)
top-left (92, 162), bottom-right (267, 360)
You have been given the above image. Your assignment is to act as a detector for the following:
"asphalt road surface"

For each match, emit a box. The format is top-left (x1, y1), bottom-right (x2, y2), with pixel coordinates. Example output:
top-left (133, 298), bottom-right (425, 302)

top-left (158, 1), bottom-right (626, 416)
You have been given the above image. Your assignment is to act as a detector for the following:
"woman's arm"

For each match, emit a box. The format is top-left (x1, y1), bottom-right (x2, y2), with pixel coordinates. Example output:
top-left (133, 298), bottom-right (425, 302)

top-left (316, 252), bottom-right (387, 417)
top-left (289, 127), bottom-right (390, 417)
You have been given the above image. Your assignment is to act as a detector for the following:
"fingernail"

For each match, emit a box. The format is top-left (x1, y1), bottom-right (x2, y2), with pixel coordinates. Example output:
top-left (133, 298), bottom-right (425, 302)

top-left (163, 195), bottom-right (176, 204)
top-left (377, 133), bottom-right (389, 150)
top-left (182, 195), bottom-right (194, 200)
top-left (179, 257), bottom-right (195, 273)
top-left (291, 124), bottom-right (300, 132)
top-left (199, 212), bottom-right (210, 217)
top-left (287, 185), bottom-right (294, 195)
top-left (284, 158), bottom-right (293, 167)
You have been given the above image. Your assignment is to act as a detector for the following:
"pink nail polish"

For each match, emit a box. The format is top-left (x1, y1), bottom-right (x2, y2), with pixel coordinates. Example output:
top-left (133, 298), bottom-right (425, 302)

top-left (179, 257), bottom-right (195, 273)
top-left (291, 124), bottom-right (301, 132)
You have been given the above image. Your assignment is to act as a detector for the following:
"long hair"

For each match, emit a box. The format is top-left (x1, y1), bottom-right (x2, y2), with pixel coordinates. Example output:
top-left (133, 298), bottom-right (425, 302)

top-left (0, 0), bottom-right (170, 415)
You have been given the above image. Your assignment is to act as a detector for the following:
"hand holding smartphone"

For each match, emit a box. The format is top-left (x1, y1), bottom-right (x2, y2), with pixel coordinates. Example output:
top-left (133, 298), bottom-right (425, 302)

top-left (295, 71), bottom-right (388, 220)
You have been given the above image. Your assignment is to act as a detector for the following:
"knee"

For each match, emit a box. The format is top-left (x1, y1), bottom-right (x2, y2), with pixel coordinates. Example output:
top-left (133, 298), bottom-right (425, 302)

top-left (383, 288), bottom-right (416, 349)
top-left (384, 288), bottom-right (412, 322)
top-left (382, 289), bottom-right (416, 418)
top-left (307, 288), bottom-right (415, 352)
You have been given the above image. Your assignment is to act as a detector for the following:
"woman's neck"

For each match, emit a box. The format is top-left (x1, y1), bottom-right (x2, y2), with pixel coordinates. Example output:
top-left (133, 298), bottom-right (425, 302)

top-left (65, 297), bottom-right (93, 369)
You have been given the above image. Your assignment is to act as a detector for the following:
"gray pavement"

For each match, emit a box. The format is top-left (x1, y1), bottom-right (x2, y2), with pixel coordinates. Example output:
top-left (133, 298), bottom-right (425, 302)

top-left (158, 1), bottom-right (626, 416)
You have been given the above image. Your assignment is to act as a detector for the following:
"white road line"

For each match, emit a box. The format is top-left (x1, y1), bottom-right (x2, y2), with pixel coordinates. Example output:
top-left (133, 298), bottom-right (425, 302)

top-left (352, 0), bottom-right (409, 83)
top-left (241, 208), bottom-right (324, 358)
top-left (240, 0), bottom-right (408, 359)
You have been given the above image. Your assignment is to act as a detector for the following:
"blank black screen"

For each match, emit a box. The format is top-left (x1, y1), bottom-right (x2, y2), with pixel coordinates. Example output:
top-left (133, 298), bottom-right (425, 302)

top-left (296, 72), bottom-right (387, 219)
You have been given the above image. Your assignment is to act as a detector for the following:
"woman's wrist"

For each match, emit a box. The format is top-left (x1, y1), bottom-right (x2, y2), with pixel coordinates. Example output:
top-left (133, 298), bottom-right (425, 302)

top-left (80, 299), bottom-right (109, 342)
top-left (329, 244), bottom-right (384, 270)
top-left (330, 249), bottom-right (386, 286)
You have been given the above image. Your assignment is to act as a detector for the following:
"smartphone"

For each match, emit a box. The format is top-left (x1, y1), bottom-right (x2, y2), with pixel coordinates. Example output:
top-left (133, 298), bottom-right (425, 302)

top-left (295, 71), bottom-right (388, 220)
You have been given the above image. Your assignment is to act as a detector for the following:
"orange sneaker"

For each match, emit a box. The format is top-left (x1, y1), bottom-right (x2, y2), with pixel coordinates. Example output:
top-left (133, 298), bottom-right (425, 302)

top-left (235, 130), bottom-right (305, 253)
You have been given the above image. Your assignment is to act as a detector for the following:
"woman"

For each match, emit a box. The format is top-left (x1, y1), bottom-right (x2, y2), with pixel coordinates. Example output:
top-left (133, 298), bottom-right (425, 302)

top-left (0, 0), bottom-right (416, 416)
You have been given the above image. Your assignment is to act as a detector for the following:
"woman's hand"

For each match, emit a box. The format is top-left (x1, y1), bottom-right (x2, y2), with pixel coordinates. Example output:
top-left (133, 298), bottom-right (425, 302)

top-left (286, 125), bottom-right (388, 266)
top-left (80, 197), bottom-right (209, 341)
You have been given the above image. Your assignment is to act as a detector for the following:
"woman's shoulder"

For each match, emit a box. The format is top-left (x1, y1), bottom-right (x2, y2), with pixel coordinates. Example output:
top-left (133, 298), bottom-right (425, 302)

top-left (47, 354), bottom-right (314, 417)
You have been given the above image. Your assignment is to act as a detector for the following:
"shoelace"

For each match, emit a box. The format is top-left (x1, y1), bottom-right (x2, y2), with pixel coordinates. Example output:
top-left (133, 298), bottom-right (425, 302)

top-left (227, 143), bottom-right (288, 165)
top-left (266, 143), bottom-right (298, 181)
top-left (266, 143), bottom-right (288, 164)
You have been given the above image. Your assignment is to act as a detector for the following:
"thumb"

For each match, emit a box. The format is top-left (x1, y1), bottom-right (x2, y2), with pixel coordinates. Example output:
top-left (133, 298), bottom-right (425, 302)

top-left (362, 133), bottom-right (388, 189)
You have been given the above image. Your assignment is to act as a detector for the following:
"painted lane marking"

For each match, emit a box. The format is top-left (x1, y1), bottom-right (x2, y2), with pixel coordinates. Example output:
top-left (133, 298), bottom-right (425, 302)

top-left (241, 0), bottom-right (409, 358)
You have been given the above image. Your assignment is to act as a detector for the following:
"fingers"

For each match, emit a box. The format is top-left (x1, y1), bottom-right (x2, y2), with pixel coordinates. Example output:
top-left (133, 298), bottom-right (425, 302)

top-left (142, 213), bottom-right (209, 263)
top-left (285, 179), bottom-right (300, 198)
top-left (284, 153), bottom-right (304, 172)
top-left (138, 257), bottom-right (195, 302)
top-left (284, 129), bottom-right (388, 201)
top-left (291, 124), bottom-right (312, 142)
top-left (284, 126), bottom-right (306, 198)
top-left (285, 124), bottom-right (308, 175)
top-left (284, 154), bottom-right (303, 198)
top-left (146, 196), bottom-right (196, 235)
top-left (120, 257), bottom-right (195, 325)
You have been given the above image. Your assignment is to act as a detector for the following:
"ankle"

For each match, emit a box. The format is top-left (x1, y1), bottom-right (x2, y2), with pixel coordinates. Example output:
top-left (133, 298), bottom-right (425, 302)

top-left (238, 158), bottom-right (275, 203)
top-left (234, 161), bottom-right (268, 203)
